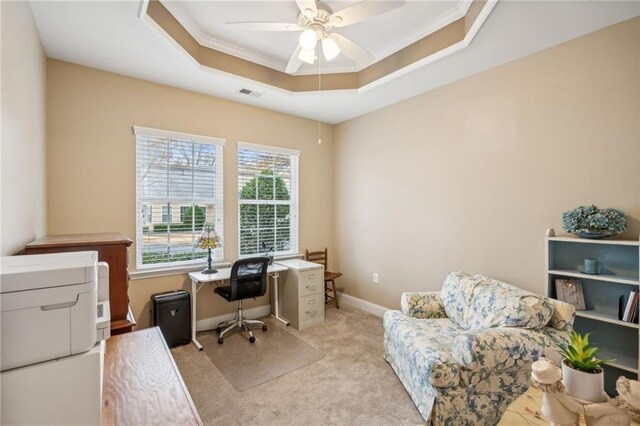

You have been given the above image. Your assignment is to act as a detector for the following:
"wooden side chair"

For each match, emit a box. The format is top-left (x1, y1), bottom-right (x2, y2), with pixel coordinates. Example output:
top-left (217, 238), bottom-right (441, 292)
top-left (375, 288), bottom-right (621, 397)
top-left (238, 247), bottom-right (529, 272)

top-left (305, 248), bottom-right (342, 309)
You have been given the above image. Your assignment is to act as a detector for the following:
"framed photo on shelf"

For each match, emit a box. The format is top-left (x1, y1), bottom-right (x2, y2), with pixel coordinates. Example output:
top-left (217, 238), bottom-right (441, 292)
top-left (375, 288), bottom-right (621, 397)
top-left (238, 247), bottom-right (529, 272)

top-left (555, 278), bottom-right (586, 310)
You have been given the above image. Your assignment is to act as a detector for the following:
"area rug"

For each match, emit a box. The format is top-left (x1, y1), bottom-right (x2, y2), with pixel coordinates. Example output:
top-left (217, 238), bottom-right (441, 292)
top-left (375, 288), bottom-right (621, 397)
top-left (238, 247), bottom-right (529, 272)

top-left (194, 319), bottom-right (324, 391)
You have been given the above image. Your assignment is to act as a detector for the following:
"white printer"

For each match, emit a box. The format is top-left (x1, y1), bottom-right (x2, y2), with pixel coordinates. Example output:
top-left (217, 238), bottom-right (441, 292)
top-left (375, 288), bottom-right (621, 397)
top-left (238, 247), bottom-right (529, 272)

top-left (0, 251), bottom-right (111, 371)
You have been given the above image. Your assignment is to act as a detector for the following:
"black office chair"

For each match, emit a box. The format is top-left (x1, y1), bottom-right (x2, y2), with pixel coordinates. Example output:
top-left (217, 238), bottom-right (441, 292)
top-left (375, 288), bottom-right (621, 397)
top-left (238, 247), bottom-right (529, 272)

top-left (214, 257), bottom-right (270, 344)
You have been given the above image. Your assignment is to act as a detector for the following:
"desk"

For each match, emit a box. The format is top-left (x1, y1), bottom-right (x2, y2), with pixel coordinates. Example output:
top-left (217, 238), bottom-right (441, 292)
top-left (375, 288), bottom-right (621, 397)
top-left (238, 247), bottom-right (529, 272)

top-left (102, 327), bottom-right (202, 425)
top-left (188, 263), bottom-right (289, 350)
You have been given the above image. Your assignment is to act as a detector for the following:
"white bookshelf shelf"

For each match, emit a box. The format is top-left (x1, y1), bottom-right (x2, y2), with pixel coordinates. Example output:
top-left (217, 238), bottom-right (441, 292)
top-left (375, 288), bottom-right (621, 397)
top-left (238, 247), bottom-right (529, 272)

top-left (575, 310), bottom-right (639, 329)
top-left (599, 348), bottom-right (639, 374)
top-left (546, 228), bottom-right (640, 393)
top-left (548, 269), bottom-right (639, 286)
top-left (548, 235), bottom-right (639, 246)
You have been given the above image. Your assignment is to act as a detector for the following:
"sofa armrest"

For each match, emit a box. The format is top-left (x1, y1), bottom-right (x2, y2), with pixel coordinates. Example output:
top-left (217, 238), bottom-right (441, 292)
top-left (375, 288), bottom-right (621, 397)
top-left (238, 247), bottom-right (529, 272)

top-left (451, 328), bottom-right (546, 371)
top-left (400, 292), bottom-right (447, 319)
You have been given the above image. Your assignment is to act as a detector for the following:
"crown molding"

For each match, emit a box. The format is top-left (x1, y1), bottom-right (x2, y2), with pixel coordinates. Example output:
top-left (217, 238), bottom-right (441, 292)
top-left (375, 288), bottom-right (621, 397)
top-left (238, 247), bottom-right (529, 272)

top-left (359, 0), bottom-right (498, 93)
top-left (161, 0), bottom-right (289, 73)
top-left (371, 0), bottom-right (472, 65)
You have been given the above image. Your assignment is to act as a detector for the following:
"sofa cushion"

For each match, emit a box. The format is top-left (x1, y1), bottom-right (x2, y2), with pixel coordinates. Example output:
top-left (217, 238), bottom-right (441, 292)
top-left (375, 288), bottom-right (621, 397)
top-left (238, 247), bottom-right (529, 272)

top-left (383, 310), bottom-right (461, 388)
top-left (547, 298), bottom-right (576, 331)
top-left (441, 272), bottom-right (554, 330)
top-left (451, 328), bottom-right (547, 371)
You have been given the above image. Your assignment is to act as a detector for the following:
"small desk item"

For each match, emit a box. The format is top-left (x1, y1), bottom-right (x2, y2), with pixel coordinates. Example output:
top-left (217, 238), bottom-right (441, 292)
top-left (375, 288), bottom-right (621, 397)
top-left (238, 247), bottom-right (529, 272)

top-left (25, 232), bottom-right (135, 334)
top-left (188, 263), bottom-right (288, 351)
top-left (102, 327), bottom-right (202, 425)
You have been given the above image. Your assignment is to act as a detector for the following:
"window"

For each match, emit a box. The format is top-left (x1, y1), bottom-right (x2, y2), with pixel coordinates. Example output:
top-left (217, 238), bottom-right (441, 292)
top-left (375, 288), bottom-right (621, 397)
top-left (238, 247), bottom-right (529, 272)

top-left (180, 205), bottom-right (206, 223)
top-left (144, 206), bottom-right (152, 225)
top-left (134, 126), bottom-right (224, 270)
top-left (161, 205), bottom-right (172, 223)
top-left (238, 142), bottom-right (299, 257)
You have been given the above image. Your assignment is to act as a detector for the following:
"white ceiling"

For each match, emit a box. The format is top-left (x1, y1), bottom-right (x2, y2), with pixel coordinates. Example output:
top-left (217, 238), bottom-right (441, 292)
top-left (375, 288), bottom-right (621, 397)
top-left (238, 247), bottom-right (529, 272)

top-left (29, 1), bottom-right (640, 124)
top-left (164, 0), bottom-right (469, 74)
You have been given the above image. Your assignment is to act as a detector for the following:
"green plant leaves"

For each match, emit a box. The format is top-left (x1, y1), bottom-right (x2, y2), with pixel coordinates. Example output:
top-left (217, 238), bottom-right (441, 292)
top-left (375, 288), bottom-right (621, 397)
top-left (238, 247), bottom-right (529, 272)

top-left (560, 331), bottom-right (614, 373)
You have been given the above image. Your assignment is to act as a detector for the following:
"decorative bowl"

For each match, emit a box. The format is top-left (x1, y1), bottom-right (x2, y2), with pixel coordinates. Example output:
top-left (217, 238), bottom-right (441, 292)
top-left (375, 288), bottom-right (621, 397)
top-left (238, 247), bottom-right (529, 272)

top-left (573, 229), bottom-right (617, 239)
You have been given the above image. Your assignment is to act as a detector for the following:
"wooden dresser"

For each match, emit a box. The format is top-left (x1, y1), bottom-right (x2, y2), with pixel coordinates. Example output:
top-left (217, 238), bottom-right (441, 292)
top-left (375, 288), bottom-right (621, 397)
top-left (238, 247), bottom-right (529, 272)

top-left (24, 232), bottom-right (135, 334)
top-left (102, 327), bottom-right (202, 425)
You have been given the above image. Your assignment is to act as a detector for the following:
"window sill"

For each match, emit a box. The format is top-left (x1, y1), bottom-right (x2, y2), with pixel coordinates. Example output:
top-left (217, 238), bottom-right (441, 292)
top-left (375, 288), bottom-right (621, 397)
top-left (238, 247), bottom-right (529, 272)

top-left (129, 253), bottom-right (303, 281)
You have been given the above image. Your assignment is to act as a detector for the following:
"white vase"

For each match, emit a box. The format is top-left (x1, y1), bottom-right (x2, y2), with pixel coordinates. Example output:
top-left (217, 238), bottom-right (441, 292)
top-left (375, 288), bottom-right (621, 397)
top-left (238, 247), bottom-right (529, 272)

top-left (561, 360), bottom-right (607, 403)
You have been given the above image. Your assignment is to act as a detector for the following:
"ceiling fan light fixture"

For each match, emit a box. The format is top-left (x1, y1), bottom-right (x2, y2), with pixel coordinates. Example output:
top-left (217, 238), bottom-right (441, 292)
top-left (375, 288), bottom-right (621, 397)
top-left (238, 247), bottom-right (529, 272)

top-left (321, 35), bottom-right (340, 61)
top-left (298, 47), bottom-right (315, 64)
top-left (299, 28), bottom-right (318, 50)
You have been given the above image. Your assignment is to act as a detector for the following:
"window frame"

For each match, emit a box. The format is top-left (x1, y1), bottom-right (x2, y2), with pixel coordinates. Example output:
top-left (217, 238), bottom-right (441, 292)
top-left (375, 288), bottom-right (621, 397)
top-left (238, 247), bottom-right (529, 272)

top-left (134, 126), bottom-right (225, 272)
top-left (237, 141), bottom-right (300, 259)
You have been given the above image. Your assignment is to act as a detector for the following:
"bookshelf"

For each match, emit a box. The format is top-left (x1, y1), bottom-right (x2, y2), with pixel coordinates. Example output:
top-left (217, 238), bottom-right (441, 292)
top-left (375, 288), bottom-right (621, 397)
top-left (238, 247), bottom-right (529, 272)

top-left (545, 228), bottom-right (640, 395)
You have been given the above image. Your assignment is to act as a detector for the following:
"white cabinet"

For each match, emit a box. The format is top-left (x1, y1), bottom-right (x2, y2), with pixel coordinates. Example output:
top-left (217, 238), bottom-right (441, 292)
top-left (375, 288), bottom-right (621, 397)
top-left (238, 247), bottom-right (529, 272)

top-left (545, 228), bottom-right (640, 395)
top-left (275, 259), bottom-right (324, 330)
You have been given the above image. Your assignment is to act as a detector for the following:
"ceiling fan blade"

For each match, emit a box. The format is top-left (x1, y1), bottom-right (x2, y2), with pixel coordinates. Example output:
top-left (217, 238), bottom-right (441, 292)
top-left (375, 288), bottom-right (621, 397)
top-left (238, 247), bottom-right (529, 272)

top-left (225, 22), bottom-right (301, 31)
top-left (286, 45), bottom-right (304, 74)
top-left (295, 0), bottom-right (318, 18)
top-left (332, 34), bottom-right (374, 64)
top-left (330, 1), bottom-right (405, 28)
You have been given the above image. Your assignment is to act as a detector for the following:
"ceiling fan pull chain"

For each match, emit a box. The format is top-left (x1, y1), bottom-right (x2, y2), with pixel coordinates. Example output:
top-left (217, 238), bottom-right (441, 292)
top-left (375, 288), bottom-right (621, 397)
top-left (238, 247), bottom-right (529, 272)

top-left (318, 52), bottom-right (322, 145)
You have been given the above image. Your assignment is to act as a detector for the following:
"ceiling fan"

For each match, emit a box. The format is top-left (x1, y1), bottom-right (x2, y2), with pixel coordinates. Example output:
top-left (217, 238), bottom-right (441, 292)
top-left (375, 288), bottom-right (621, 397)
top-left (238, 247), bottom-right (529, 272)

top-left (225, 0), bottom-right (405, 74)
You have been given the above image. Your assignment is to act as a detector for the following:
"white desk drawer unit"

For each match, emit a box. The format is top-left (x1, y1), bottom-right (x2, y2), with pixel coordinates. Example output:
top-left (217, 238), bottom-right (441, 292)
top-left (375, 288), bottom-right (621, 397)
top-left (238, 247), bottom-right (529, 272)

top-left (275, 259), bottom-right (324, 330)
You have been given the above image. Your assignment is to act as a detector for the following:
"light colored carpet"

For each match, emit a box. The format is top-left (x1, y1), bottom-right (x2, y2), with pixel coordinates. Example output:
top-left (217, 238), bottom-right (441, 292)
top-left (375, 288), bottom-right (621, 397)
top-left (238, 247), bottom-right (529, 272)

top-left (197, 319), bottom-right (324, 391)
top-left (171, 305), bottom-right (424, 425)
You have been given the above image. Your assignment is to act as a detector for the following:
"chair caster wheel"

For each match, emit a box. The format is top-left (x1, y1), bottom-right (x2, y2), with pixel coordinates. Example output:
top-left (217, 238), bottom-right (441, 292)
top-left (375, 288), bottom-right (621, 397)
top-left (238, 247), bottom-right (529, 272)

top-left (262, 325), bottom-right (267, 331)
top-left (249, 336), bottom-right (256, 343)
top-left (216, 327), bottom-right (221, 333)
top-left (218, 337), bottom-right (224, 345)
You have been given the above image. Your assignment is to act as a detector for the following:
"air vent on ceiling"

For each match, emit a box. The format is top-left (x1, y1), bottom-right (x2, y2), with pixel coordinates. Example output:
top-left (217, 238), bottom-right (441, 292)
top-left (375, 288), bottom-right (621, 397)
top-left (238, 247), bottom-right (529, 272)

top-left (239, 88), bottom-right (262, 98)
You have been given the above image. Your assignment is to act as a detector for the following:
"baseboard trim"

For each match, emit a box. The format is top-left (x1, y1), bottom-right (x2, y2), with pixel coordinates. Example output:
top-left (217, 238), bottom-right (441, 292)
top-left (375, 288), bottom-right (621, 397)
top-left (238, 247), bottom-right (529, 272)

top-left (195, 294), bottom-right (390, 330)
top-left (196, 304), bottom-right (271, 332)
top-left (338, 292), bottom-right (390, 318)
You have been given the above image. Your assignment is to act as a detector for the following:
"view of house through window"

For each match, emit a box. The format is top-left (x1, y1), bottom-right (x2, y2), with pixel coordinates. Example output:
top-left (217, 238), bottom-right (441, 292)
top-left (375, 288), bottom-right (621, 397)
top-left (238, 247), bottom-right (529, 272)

top-left (135, 127), bottom-right (224, 269)
top-left (238, 143), bottom-right (299, 257)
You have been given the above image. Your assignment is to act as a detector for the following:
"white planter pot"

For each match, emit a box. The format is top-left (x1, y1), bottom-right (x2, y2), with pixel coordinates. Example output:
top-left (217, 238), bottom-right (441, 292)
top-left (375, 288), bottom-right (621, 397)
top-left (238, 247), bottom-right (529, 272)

top-left (561, 360), bottom-right (606, 403)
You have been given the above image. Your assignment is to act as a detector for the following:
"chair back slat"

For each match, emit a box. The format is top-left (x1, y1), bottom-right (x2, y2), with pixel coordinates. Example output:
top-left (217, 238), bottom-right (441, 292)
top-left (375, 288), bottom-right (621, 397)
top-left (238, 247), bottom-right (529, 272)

top-left (305, 248), bottom-right (328, 270)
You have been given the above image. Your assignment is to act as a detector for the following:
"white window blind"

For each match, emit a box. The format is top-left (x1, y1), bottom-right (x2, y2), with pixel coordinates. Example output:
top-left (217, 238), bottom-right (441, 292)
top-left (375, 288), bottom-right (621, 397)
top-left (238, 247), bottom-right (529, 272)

top-left (237, 142), bottom-right (299, 257)
top-left (134, 126), bottom-right (224, 270)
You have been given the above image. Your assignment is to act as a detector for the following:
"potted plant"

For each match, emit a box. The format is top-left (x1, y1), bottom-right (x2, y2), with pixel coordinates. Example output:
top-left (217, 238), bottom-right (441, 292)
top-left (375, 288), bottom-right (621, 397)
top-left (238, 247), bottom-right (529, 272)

top-left (560, 331), bottom-right (613, 402)
top-left (562, 205), bottom-right (628, 239)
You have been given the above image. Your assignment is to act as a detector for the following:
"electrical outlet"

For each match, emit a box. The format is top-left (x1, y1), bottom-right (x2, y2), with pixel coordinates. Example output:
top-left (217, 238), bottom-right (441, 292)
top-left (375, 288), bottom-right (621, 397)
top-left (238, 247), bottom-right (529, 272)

top-left (373, 273), bottom-right (379, 285)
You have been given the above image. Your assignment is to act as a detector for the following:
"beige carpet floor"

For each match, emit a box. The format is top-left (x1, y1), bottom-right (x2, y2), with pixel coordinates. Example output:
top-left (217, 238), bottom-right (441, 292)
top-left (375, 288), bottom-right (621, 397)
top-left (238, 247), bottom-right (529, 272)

top-left (171, 305), bottom-right (424, 425)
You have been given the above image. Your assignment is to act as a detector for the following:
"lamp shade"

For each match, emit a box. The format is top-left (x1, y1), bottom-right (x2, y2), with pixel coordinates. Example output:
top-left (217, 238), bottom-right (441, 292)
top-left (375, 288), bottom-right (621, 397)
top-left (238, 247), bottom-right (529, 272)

top-left (299, 28), bottom-right (317, 50)
top-left (298, 47), bottom-right (315, 65)
top-left (196, 224), bottom-right (222, 250)
top-left (322, 35), bottom-right (340, 61)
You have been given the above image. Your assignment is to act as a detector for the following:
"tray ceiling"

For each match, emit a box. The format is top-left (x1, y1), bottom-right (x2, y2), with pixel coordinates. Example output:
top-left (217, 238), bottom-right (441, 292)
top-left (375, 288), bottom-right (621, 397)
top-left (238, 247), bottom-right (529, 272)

top-left (163, 0), bottom-right (472, 74)
top-left (29, 1), bottom-right (640, 123)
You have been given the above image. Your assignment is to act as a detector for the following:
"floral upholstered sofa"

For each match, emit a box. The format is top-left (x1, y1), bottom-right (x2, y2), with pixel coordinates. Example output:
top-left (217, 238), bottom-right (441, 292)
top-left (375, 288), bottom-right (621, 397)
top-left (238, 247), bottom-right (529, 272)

top-left (383, 272), bottom-right (575, 425)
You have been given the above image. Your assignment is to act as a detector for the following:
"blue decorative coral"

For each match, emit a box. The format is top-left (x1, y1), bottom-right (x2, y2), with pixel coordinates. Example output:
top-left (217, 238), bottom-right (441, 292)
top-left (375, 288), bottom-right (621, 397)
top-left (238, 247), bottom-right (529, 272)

top-left (562, 205), bottom-right (628, 238)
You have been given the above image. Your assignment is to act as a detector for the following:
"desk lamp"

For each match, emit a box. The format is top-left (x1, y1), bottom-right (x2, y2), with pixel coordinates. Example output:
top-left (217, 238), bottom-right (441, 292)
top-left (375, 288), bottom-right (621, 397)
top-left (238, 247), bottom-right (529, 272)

top-left (196, 224), bottom-right (222, 274)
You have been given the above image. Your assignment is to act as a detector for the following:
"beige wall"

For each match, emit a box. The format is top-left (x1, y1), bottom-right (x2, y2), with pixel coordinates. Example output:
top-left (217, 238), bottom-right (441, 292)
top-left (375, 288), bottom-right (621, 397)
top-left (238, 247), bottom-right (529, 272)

top-left (333, 17), bottom-right (640, 308)
top-left (1, 1), bottom-right (47, 255)
top-left (46, 60), bottom-right (334, 327)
